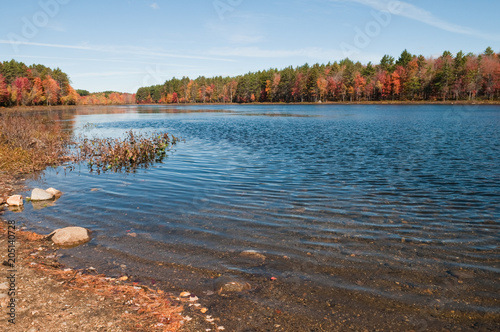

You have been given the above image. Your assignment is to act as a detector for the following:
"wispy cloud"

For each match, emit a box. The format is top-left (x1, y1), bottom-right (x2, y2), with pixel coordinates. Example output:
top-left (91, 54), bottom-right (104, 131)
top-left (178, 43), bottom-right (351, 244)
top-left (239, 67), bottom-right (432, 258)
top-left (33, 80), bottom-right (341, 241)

top-left (149, 3), bottom-right (159, 10)
top-left (209, 46), bottom-right (379, 63)
top-left (2, 54), bottom-right (195, 67)
top-left (228, 34), bottom-right (264, 44)
top-left (0, 40), bottom-right (235, 62)
top-left (336, 0), bottom-right (500, 40)
top-left (71, 71), bottom-right (145, 78)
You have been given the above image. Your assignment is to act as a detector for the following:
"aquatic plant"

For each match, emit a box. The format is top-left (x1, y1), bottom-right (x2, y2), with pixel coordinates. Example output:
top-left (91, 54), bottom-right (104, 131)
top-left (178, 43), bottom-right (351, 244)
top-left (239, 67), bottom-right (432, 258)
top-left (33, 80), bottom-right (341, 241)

top-left (75, 130), bottom-right (179, 173)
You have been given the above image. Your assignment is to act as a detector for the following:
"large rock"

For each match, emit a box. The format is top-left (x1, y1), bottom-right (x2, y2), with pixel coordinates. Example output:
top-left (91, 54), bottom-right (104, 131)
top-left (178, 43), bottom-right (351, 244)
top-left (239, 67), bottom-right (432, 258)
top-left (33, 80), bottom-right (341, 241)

top-left (45, 187), bottom-right (62, 198)
top-left (6, 195), bottom-right (23, 206)
top-left (47, 227), bottom-right (91, 247)
top-left (31, 188), bottom-right (54, 201)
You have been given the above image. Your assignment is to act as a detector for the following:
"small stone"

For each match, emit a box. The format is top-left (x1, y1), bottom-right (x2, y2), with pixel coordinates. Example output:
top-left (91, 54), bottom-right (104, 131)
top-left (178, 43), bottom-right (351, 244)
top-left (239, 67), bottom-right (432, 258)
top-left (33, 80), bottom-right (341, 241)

top-left (31, 188), bottom-right (54, 201)
top-left (240, 250), bottom-right (266, 260)
top-left (7, 195), bottom-right (23, 206)
top-left (180, 292), bottom-right (191, 297)
top-left (45, 187), bottom-right (62, 198)
top-left (214, 276), bottom-right (251, 295)
top-left (118, 276), bottom-right (128, 281)
top-left (127, 232), bottom-right (137, 237)
top-left (48, 227), bottom-right (91, 247)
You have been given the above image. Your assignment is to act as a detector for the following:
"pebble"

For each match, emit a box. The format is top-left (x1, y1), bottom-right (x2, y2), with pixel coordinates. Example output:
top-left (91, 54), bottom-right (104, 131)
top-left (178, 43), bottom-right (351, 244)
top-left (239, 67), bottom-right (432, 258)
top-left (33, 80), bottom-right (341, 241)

top-left (214, 276), bottom-right (251, 295)
top-left (240, 250), bottom-right (266, 260)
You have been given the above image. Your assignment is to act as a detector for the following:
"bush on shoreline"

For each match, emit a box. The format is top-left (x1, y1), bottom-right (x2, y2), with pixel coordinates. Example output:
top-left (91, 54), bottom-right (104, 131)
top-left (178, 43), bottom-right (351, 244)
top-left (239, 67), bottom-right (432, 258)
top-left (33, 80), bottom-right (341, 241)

top-left (0, 113), bottom-right (71, 173)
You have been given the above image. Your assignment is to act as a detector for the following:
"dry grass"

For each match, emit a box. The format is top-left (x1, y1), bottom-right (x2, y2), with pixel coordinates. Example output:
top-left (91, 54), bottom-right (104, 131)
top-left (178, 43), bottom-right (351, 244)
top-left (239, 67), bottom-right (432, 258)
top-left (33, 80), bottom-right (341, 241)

top-left (0, 113), bottom-right (71, 173)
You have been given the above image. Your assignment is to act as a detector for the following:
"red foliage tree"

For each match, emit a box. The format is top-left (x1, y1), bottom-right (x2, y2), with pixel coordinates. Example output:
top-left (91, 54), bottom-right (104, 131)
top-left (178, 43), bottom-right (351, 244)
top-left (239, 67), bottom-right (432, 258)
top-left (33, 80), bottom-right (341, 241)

top-left (0, 74), bottom-right (9, 105)
top-left (42, 75), bottom-right (60, 106)
top-left (13, 77), bottom-right (31, 106)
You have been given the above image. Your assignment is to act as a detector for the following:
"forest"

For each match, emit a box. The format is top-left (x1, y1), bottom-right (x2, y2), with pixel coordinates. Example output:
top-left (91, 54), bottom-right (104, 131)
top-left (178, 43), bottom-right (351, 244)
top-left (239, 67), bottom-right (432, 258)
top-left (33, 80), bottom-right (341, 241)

top-left (136, 48), bottom-right (500, 104)
top-left (2, 48), bottom-right (499, 108)
top-left (0, 60), bottom-right (134, 107)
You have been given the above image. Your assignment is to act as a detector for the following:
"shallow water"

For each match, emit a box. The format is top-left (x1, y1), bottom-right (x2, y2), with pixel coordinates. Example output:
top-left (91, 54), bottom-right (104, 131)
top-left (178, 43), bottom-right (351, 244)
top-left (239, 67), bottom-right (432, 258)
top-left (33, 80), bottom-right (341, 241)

top-left (10, 104), bottom-right (500, 330)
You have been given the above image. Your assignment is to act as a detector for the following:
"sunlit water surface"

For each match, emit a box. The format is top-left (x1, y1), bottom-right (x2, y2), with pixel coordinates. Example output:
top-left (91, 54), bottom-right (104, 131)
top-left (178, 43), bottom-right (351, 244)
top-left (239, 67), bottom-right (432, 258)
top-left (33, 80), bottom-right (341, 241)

top-left (10, 104), bottom-right (500, 330)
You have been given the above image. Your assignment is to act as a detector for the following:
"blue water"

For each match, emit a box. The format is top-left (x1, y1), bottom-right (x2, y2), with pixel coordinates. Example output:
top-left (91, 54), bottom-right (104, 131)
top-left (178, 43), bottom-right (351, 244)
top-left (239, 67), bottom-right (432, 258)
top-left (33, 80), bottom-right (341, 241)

top-left (11, 104), bottom-right (500, 328)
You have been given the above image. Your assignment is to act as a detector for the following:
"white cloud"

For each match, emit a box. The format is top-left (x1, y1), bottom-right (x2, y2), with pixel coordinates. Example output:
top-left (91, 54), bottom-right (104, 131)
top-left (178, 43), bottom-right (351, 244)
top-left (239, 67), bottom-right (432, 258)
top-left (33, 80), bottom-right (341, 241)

top-left (149, 3), bottom-right (160, 10)
top-left (336, 0), bottom-right (500, 40)
top-left (0, 40), bottom-right (235, 62)
top-left (209, 46), bottom-right (379, 63)
top-left (71, 71), bottom-right (146, 78)
top-left (228, 34), bottom-right (264, 44)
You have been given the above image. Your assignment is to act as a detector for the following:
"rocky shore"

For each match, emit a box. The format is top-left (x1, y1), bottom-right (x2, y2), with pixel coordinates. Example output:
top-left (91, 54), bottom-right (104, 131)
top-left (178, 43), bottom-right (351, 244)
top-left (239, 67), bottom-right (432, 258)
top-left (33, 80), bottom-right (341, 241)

top-left (0, 173), bottom-right (229, 331)
top-left (0, 175), bottom-right (185, 331)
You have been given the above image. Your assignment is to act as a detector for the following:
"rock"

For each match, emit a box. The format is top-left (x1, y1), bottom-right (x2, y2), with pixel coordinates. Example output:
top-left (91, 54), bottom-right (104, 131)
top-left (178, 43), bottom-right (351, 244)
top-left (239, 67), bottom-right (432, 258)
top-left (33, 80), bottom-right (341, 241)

top-left (214, 276), bottom-right (251, 295)
top-left (47, 227), bottom-right (91, 247)
top-left (240, 250), bottom-right (266, 260)
top-left (31, 188), bottom-right (54, 201)
top-left (6, 195), bottom-right (23, 206)
top-left (31, 200), bottom-right (55, 210)
top-left (45, 187), bottom-right (62, 198)
top-left (0, 197), bottom-right (3, 205)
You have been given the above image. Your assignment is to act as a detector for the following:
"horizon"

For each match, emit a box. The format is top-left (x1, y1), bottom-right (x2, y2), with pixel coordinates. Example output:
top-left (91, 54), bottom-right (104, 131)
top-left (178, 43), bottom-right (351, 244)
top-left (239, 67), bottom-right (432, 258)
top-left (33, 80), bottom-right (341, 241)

top-left (1, 0), bottom-right (499, 93)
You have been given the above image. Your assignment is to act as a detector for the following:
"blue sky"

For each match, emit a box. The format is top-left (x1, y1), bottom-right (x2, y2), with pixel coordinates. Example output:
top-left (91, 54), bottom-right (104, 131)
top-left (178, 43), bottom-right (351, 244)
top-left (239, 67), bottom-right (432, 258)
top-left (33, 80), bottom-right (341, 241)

top-left (1, 0), bottom-right (499, 93)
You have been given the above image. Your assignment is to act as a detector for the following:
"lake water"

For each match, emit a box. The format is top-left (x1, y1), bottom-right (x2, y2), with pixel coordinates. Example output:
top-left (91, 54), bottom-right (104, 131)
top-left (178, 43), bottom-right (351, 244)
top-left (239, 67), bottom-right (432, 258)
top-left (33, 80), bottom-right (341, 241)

top-left (10, 104), bottom-right (500, 330)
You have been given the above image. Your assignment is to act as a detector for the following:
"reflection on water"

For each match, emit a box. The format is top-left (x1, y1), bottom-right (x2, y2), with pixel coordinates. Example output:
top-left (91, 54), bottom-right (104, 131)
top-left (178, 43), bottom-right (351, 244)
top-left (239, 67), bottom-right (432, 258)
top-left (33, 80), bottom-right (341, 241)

top-left (11, 104), bottom-right (500, 330)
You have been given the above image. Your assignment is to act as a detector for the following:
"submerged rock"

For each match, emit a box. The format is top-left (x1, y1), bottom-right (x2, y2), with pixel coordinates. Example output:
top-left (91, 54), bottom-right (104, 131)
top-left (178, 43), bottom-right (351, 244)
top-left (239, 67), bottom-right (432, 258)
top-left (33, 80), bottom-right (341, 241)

top-left (240, 250), bottom-right (266, 260)
top-left (47, 227), bottom-right (91, 247)
top-left (6, 195), bottom-right (23, 206)
top-left (31, 200), bottom-right (56, 210)
top-left (31, 188), bottom-right (54, 201)
top-left (214, 276), bottom-right (252, 295)
top-left (45, 187), bottom-right (62, 198)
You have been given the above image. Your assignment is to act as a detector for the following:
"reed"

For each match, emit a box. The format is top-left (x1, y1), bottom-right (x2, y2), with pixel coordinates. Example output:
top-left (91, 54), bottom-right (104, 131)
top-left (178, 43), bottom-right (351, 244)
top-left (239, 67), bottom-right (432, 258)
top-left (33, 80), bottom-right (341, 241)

top-left (0, 113), bottom-right (71, 173)
top-left (75, 130), bottom-right (179, 173)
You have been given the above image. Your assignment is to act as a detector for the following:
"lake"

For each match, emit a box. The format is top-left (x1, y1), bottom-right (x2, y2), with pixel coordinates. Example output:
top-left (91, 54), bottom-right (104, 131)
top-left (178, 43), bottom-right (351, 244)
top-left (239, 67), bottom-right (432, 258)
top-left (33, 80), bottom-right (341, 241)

top-left (9, 104), bottom-right (500, 331)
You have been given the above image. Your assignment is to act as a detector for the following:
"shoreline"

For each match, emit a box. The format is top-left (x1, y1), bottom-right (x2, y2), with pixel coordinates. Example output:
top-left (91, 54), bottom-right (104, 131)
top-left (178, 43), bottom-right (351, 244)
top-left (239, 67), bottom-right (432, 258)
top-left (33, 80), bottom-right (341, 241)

top-left (1, 99), bottom-right (500, 112)
top-left (0, 217), bottom-right (189, 331)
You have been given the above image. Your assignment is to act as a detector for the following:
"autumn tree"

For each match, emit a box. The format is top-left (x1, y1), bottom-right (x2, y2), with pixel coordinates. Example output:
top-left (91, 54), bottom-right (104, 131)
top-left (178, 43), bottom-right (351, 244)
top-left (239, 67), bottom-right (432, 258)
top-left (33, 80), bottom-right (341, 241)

top-left (13, 77), bottom-right (31, 106)
top-left (0, 74), bottom-right (9, 105)
top-left (42, 75), bottom-right (60, 105)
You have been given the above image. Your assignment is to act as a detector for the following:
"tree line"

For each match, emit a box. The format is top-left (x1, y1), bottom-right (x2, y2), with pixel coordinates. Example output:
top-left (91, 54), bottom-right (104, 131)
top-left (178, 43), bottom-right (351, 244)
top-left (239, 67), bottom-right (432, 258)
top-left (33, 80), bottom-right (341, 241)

top-left (136, 48), bottom-right (500, 104)
top-left (0, 60), bottom-right (133, 107)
